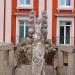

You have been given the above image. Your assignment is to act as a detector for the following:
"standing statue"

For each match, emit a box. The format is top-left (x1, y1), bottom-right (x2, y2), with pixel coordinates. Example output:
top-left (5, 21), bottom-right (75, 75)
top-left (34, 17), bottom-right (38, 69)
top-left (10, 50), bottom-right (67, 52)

top-left (32, 18), bottom-right (45, 75)
top-left (33, 19), bottom-right (43, 41)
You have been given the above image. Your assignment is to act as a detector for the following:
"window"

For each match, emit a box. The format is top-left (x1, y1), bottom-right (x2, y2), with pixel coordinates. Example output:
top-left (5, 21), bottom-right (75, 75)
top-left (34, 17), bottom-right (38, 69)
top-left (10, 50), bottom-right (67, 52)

top-left (57, 18), bottom-right (74, 46)
top-left (20, 0), bottom-right (25, 4)
top-left (59, 21), bottom-right (71, 44)
top-left (17, 0), bottom-right (33, 9)
top-left (20, 0), bottom-right (30, 5)
top-left (16, 16), bottom-right (29, 44)
top-left (26, 0), bottom-right (30, 5)
top-left (58, 0), bottom-right (74, 10)
top-left (59, 0), bottom-right (71, 6)
top-left (19, 20), bottom-right (28, 42)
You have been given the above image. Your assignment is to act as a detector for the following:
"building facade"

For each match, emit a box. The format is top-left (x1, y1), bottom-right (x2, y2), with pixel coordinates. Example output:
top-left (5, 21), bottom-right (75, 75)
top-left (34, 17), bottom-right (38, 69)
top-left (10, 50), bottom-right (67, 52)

top-left (0, 0), bottom-right (75, 46)
top-left (0, 0), bottom-right (75, 75)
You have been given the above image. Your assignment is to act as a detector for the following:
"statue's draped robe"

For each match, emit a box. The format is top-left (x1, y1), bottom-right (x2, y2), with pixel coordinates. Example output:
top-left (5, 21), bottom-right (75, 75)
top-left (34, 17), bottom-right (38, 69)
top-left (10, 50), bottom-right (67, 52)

top-left (32, 42), bottom-right (45, 75)
top-left (32, 20), bottom-right (45, 75)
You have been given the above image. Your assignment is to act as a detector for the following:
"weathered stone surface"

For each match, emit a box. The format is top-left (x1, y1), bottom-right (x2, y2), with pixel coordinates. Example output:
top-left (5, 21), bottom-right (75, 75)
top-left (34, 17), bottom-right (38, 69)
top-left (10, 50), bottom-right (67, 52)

top-left (15, 65), bottom-right (32, 75)
top-left (58, 45), bottom-right (75, 75)
top-left (0, 43), bottom-right (13, 75)
top-left (15, 11), bottom-right (56, 75)
top-left (45, 65), bottom-right (56, 75)
top-left (67, 52), bottom-right (74, 75)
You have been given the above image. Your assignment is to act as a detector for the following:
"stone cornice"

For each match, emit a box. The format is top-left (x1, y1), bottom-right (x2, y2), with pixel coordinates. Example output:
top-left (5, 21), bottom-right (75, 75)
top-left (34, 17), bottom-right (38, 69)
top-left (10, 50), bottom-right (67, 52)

top-left (55, 14), bottom-right (75, 17)
top-left (0, 43), bottom-right (13, 51)
top-left (14, 13), bottom-right (29, 17)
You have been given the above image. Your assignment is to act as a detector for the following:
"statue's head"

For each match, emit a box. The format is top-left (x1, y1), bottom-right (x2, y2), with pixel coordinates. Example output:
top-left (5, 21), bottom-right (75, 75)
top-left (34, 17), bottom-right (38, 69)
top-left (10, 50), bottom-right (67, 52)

top-left (37, 42), bottom-right (42, 46)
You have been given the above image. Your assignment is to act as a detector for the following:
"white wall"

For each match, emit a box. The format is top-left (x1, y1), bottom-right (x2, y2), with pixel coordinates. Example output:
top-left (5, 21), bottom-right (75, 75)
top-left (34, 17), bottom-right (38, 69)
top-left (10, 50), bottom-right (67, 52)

top-left (47, 0), bottom-right (52, 40)
top-left (5, 0), bottom-right (12, 43)
top-left (0, 0), bottom-right (4, 42)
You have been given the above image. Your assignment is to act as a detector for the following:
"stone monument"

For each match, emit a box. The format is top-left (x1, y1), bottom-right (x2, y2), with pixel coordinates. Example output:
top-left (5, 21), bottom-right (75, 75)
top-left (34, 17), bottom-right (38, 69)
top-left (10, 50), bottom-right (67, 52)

top-left (15, 10), bottom-right (56, 75)
top-left (32, 18), bottom-right (45, 75)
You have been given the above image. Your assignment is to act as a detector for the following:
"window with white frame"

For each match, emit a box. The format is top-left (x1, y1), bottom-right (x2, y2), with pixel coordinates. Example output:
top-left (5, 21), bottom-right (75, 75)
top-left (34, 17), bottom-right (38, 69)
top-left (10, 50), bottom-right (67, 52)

top-left (19, 20), bottom-right (29, 42)
top-left (17, 0), bottom-right (33, 9)
top-left (59, 21), bottom-right (71, 44)
top-left (57, 18), bottom-right (74, 46)
top-left (58, 0), bottom-right (74, 9)
top-left (20, 0), bottom-right (30, 5)
top-left (59, 0), bottom-right (71, 6)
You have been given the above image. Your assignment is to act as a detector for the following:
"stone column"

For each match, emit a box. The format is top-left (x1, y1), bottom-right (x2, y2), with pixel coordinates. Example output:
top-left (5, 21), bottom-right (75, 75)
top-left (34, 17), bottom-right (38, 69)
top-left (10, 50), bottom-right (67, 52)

top-left (0, 51), bottom-right (6, 75)
top-left (0, 44), bottom-right (14, 75)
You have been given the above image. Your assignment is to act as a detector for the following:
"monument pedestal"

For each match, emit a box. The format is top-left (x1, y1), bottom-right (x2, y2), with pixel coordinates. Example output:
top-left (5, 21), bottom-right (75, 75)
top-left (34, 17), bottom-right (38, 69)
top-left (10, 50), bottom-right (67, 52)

top-left (0, 43), bottom-right (13, 75)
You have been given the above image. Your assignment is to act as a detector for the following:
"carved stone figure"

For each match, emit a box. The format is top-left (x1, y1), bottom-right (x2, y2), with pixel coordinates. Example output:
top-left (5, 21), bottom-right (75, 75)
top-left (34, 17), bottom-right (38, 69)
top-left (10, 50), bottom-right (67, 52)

top-left (15, 10), bottom-right (56, 75)
top-left (32, 42), bottom-right (45, 75)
